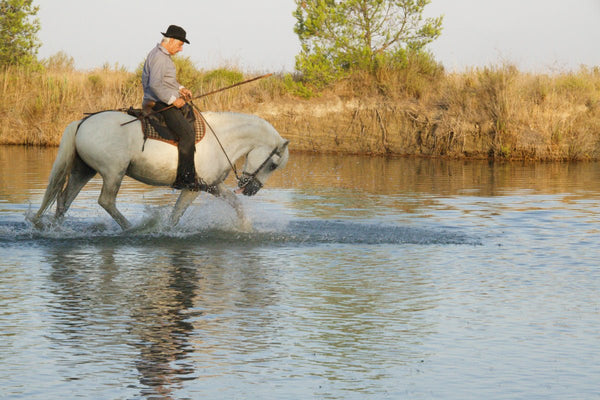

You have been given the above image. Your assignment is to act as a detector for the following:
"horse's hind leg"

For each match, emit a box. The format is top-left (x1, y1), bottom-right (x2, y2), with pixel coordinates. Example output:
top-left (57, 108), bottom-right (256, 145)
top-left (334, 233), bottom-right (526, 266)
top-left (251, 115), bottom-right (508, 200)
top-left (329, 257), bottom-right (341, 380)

top-left (55, 155), bottom-right (96, 220)
top-left (97, 171), bottom-right (131, 230)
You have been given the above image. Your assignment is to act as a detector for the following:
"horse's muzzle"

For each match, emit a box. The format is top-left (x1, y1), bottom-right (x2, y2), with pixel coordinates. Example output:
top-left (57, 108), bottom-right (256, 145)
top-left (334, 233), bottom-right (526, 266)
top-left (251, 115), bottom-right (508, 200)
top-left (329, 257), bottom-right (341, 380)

top-left (237, 175), bottom-right (263, 196)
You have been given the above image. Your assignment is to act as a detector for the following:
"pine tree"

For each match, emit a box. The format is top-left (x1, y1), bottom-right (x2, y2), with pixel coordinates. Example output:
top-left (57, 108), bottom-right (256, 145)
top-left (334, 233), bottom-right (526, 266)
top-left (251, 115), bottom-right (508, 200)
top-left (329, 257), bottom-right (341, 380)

top-left (293, 0), bottom-right (443, 86)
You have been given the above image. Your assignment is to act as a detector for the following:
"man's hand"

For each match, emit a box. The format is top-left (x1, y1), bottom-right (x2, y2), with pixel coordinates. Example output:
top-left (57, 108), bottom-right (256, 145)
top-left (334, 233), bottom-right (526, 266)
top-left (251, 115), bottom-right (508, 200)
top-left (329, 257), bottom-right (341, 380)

top-left (173, 88), bottom-right (192, 107)
top-left (173, 97), bottom-right (186, 108)
top-left (179, 87), bottom-right (193, 101)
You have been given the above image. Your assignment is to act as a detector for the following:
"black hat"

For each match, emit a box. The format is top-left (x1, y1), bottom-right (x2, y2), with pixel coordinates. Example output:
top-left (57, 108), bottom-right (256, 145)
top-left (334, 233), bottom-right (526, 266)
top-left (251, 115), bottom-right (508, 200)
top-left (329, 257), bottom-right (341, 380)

top-left (161, 25), bottom-right (190, 44)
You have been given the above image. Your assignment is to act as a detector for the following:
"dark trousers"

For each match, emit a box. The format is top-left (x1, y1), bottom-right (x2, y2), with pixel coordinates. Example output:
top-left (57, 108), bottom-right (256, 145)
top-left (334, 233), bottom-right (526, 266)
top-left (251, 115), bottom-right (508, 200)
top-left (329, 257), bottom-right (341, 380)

top-left (154, 102), bottom-right (196, 183)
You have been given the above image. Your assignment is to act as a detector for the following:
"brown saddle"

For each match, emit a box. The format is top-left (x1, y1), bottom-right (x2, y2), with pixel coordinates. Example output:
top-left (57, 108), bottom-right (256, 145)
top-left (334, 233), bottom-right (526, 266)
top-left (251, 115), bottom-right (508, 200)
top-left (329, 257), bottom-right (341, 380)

top-left (126, 104), bottom-right (206, 146)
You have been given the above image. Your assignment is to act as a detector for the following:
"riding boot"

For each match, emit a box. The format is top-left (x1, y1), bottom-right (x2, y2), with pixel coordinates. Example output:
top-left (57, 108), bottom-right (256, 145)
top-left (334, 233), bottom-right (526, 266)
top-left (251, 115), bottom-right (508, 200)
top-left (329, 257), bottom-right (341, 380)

top-left (172, 142), bottom-right (200, 191)
top-left (152, 101), bottom-right (199, 191)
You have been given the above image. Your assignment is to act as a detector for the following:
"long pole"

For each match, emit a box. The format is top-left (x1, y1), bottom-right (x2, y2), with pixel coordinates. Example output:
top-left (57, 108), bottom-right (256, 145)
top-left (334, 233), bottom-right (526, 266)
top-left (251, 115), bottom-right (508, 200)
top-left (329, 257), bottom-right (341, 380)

top-left (121, 73), bottom-right (273, 126)
top-left (192, 72), bottom-right (272, 100)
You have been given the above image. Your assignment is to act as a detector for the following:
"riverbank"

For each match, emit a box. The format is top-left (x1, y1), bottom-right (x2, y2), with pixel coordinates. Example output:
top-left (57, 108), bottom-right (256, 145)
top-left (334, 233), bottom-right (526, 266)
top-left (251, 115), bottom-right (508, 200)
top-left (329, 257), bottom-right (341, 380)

top-left (2, 64), bottom-right (599, 160)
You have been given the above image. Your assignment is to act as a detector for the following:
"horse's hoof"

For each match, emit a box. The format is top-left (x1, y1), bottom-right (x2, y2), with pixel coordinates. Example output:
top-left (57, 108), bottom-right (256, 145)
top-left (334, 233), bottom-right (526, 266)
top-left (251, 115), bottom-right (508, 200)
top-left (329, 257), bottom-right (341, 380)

top-left (27, 214), bottom-right (52, 230)
top-left (237, 217), bottom-right (254, 233)
top-left (30, 219), bottom-right (44, 230)
top-left (122, 216), bottom-right (160, 234)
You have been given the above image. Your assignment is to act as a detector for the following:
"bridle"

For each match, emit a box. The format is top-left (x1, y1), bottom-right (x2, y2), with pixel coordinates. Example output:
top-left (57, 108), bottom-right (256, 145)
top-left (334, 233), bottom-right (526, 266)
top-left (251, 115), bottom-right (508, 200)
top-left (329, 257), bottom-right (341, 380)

top-left (236, 146), bottom-right (284, 196)
top-left (192, 102), bottom-right (284, 196)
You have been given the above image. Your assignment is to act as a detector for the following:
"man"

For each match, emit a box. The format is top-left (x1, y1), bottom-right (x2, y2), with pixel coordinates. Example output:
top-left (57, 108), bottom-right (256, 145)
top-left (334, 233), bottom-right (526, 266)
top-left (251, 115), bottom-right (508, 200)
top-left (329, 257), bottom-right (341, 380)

top-left (142, 24), bottom-right (198, 190)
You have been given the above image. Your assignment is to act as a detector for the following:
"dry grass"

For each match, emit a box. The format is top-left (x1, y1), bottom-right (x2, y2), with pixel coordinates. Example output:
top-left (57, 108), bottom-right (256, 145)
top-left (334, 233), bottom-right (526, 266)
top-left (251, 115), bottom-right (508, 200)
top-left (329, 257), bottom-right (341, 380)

top-left (429, 65), bottom-right (600, 160)
top-left (268, 64), bottom-right (600, 160)
top-left (0, 65), bottom-right (140, 145)
top-left (2, 64), bottom-right (600, 160)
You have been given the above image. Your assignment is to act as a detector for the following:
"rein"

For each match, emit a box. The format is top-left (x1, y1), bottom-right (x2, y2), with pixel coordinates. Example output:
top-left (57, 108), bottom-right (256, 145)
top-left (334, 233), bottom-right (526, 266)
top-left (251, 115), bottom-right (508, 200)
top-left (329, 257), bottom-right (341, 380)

top-left (189, 102), bottom-right (240, 180)
top-left (190, 102), bottom-right (282, 190)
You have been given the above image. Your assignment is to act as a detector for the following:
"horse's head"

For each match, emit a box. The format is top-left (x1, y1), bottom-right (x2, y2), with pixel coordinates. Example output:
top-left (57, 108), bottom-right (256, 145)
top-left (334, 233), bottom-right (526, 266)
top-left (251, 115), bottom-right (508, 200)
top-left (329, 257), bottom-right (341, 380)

top-left (236, 139), bottom-right (290, 196)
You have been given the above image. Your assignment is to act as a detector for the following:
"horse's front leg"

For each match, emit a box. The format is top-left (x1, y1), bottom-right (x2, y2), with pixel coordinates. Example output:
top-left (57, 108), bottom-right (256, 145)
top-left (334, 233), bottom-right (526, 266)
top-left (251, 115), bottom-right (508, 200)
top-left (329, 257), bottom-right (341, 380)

top-left (169, 189), bottom-right (200, 226)
top-left (213, 183), bottom-right (252, 231)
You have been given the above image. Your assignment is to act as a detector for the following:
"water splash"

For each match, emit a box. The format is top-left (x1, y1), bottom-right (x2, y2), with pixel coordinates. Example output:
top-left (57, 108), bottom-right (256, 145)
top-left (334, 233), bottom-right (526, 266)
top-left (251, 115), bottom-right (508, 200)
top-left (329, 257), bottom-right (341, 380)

top-left (0, 197), bottom-right (482, 246)
top-left (1, 214), bottom-right (478, 247)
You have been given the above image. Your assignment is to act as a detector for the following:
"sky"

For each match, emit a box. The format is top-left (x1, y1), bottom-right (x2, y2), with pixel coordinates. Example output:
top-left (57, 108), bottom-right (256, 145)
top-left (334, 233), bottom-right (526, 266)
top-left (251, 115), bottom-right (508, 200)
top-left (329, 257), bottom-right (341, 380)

top-left (36, 0), bottom-right (600, 73)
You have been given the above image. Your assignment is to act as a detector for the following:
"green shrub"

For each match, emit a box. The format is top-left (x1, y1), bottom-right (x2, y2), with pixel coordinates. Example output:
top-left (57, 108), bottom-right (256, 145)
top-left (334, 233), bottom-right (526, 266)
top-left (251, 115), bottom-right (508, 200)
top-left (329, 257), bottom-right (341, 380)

top-left (283, 73), bottom-right (314, 98)
top-left (294, 48), bottom-right (344, 90)
top-left (202, 68), bottom-right (244, 87)
top-left (173, 56), bottom-right (203, 92)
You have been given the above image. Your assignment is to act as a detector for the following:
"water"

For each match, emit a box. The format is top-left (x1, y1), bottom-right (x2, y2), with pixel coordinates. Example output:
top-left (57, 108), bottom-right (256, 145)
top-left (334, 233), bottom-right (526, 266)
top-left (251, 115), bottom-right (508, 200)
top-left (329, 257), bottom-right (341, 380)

top-left (1, 146), bottom-right (599, 399)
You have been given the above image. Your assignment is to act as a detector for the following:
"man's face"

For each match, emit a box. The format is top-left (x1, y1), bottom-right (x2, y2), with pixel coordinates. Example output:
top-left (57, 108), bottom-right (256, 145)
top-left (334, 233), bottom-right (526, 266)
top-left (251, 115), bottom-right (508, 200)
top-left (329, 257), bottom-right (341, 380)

top-left (164, 38), bottom-right (184, 55)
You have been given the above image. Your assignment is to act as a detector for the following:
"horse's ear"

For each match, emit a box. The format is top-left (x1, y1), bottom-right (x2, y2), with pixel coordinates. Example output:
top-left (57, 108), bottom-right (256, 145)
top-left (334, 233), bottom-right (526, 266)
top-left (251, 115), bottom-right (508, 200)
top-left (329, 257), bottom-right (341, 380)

top-left (279, 140), bottom-right (290, 151)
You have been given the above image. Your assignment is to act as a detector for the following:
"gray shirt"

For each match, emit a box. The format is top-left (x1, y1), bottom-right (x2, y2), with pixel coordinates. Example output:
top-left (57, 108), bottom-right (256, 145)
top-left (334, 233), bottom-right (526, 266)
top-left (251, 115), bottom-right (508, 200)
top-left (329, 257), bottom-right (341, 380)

top-left (142, 44), bottom-right (182, 104)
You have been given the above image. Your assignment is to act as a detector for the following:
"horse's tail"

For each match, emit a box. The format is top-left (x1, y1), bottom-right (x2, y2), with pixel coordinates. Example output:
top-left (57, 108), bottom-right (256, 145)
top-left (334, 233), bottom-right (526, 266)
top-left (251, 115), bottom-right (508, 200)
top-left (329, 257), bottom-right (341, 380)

top-left (31, 120), bottom-right (80, 222)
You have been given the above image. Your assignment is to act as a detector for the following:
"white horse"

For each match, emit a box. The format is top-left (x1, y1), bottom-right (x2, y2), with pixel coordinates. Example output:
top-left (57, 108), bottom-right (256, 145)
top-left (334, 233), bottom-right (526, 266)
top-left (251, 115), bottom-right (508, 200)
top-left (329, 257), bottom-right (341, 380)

top-left (30, 110), bottom-right (289, 230)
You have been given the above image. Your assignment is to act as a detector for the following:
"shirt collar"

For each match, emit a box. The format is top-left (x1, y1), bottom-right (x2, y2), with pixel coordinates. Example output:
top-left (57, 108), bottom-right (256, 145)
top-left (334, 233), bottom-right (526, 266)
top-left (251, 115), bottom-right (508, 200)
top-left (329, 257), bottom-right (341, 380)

top-left (157, 43), bottom-right (171, 56)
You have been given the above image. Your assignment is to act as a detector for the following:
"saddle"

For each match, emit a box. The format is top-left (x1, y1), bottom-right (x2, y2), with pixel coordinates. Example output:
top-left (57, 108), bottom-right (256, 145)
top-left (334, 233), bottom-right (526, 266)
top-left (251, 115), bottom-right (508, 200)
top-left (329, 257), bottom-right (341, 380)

top-left (126, 102), bottom-right (206, 146)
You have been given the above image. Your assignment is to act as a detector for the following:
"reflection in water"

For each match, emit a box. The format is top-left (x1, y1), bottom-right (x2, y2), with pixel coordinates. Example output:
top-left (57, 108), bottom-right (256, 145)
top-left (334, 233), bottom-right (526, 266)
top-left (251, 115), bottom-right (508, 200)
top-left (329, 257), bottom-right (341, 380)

top-left (42, 242), bottom-right (287, 399)
top-left (270, 152), bottom-right (600, 197)
top-left (36, 239), bottom-right (438, 398)
top-left (128, 250), bottom-right (199, 399)
top-left (0, 146), bottom-right (58, 204)
top-left (45, 244), bottom-right (202, 399)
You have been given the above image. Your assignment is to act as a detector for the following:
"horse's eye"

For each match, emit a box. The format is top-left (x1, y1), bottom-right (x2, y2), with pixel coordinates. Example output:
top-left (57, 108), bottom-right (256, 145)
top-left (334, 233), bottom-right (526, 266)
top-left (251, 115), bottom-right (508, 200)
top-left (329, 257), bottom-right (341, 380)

top-left (269, 162), bottom-right (278, 171)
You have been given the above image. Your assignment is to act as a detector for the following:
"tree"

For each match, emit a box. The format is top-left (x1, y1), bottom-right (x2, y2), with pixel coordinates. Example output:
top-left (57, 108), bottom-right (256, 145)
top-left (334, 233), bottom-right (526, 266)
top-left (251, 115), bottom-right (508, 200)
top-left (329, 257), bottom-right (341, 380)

top-left (0, 0), bottom-right (41, 67)
top-left (293, 0), bottom-right (443, 86)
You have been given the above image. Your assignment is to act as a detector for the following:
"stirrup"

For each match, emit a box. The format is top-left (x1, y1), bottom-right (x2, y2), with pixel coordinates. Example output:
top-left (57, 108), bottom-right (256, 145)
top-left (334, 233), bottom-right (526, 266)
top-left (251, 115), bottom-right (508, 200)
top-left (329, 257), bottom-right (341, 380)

top-left (172, 179), bottom-right (201, 191)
